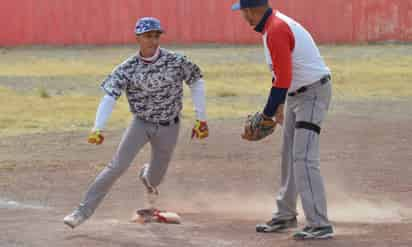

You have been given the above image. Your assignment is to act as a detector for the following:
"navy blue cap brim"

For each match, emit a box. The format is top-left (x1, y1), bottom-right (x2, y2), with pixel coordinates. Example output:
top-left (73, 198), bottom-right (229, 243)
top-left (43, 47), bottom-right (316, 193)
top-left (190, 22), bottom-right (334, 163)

top-left (231, 3), bottom-right (241, 11)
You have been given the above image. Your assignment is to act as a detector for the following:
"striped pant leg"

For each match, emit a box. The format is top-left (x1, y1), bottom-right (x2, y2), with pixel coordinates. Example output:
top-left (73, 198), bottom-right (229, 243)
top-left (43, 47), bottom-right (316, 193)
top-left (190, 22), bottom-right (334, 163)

top-left (292, 83), bottom-right (332, 227)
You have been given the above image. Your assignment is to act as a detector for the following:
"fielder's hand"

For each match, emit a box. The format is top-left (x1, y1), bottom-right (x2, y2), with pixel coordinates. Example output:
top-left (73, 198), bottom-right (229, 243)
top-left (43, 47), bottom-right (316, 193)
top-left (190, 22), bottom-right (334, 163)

top-left (191, 120), bottom-right (209, 139)
top-left (88, 130), bottom-right (104, 145)
top-left (241, 112), bottom-right (276, 141)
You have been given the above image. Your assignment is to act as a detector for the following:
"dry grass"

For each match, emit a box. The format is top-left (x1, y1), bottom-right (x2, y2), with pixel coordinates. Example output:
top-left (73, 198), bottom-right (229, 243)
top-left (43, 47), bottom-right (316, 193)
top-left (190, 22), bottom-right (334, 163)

top-left (0, 44), bottom-right (411, 135)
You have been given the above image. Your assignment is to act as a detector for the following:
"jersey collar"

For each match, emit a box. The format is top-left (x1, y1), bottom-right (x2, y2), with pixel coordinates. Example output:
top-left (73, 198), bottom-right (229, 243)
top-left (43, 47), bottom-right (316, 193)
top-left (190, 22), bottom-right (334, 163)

top-left (254, 8), bottom-right (273, 33)
top-left (138, 47), bottom-right (161, 64)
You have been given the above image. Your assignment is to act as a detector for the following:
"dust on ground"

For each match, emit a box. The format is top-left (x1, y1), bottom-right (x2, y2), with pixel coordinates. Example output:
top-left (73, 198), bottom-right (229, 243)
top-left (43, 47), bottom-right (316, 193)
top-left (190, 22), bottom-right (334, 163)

top-left (1, 99), bottom-right (412, 247)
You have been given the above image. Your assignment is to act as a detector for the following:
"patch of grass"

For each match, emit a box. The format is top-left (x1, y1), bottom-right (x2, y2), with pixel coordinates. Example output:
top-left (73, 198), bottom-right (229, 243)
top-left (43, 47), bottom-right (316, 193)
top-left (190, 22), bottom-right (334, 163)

top-left (321, 44), bottom-right (412, 99)
top-left (0, 161), bottom-right (17, 171)
top-left (0, 44), bottom-right (411, 136)
top-left (0, 87), bottom-right (131, 136)
top-left (36, 86), bottom-right (50, 98)
top-left (0, 86), bottom-right (262, 136)
top-left (216, 91), bottom-right (238, 98)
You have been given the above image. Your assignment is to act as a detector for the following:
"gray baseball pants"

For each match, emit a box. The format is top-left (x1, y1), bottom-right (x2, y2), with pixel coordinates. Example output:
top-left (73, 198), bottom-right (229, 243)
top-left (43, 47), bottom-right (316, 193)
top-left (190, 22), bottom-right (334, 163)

top-left (78, 115), bottom-right (180, 218)
top-left (274, 79), bottom-right (332, 227)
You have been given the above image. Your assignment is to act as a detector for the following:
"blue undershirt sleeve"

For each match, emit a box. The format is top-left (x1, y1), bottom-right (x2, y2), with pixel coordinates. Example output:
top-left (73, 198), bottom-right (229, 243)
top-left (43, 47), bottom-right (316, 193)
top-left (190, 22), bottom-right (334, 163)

top-left (263, 87), bottom-right (288, 117)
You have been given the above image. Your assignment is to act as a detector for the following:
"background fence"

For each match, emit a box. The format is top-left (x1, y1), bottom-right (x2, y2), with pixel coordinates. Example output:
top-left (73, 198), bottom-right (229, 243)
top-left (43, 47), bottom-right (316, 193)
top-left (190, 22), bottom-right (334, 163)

top-left (1, 0), bottom-right (411, 46)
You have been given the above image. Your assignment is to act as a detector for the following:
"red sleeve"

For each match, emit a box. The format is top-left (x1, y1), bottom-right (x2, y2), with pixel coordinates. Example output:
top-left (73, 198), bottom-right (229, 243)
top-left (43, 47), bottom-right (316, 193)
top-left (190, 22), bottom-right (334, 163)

top-left (266, 19), bottom-right (295, 89)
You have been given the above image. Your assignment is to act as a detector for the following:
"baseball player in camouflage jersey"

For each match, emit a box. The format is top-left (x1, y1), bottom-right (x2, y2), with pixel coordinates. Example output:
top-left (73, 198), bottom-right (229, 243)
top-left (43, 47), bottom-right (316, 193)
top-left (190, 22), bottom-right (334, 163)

top-left (232, 0), bottom-right (334, 240)
top-left (64, 17), bottom-right (209, 229)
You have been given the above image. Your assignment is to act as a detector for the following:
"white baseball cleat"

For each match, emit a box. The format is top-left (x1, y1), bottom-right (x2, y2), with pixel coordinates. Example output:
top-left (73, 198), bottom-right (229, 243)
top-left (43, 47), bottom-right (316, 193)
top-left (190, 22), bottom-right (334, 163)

top-left (63, 209), bottom-right (87, 229)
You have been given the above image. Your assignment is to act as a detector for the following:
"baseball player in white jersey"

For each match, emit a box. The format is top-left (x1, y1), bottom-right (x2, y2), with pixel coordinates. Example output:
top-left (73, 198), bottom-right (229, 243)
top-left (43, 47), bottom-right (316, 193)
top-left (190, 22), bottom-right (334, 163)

top-left (232, 0), bottom-right (334, 240)
top-left (63, 17), bottom-right (209, 229)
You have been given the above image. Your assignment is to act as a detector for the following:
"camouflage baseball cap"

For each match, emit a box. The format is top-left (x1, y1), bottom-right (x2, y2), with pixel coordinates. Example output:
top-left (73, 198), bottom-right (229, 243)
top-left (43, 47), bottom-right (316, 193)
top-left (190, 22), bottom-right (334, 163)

top-left (135, 17), bottom-right (164, 35)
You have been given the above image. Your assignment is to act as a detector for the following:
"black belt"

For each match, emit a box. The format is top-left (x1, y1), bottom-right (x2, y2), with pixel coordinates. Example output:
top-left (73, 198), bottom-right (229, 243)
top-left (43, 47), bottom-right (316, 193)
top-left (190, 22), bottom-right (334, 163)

top-left (288, 75), bottom-right (331, 97)
top-left (158, 116), bottom-right (179, 126)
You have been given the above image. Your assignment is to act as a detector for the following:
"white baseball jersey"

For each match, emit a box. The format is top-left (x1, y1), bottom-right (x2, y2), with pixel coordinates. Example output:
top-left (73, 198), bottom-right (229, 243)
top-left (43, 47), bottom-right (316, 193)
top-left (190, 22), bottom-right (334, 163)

top-left (261, 9), bottom-right (330, 92)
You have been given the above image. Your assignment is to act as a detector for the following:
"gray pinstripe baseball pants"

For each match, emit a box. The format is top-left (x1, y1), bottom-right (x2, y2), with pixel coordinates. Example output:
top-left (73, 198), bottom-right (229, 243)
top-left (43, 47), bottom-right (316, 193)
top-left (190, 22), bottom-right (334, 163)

top-left (274, 81), bottom-right (332, 227)
top-left (78, 115), bottom-right (180, 218)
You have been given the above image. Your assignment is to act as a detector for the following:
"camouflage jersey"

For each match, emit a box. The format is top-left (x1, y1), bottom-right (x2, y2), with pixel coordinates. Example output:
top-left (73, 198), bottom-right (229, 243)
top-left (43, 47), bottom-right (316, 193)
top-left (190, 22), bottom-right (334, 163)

top-left (101, 48), bottom-right (202, 123)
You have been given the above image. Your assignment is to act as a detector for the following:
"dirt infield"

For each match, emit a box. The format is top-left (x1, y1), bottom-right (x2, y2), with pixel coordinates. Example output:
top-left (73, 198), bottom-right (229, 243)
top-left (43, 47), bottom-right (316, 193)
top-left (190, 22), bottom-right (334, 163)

top-left (1, 99), bottom-right (411, 247)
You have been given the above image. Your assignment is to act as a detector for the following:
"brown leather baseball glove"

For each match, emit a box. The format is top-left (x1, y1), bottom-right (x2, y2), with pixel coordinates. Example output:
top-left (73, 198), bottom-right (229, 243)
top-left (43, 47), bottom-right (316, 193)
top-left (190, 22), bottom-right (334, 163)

top-left (241, 112), bottom-right (277, 141)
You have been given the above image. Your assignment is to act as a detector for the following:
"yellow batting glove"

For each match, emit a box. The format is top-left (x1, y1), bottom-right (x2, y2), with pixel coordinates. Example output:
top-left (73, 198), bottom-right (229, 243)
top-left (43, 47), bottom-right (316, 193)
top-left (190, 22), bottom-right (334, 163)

top-left (88, 130), bottom-right (104, 145)
top-left (191, 120), bottom-right (209, 140)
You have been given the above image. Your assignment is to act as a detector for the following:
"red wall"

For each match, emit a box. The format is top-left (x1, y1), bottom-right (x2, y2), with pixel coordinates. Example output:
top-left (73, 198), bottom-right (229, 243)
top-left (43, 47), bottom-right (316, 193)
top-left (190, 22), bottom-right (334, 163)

top-left (1, 0), bottom-right (411, 46)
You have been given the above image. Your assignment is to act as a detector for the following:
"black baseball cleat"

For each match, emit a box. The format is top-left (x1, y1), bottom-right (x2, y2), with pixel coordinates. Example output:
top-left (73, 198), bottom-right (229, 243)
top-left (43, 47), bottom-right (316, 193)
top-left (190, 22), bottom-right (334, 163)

top-left (256, 217), bottom-right (298, 233)
top-left (293, 225), bottom-right (334, 240)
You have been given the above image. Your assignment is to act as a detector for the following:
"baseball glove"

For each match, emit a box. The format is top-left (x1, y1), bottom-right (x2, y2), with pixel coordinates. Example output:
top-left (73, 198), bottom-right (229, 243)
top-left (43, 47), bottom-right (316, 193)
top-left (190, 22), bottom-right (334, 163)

top-left (191, 120), bottom-right (209, 139)
top-left (241, 112), bottom-right (277, 141)
top-left (88, 130), bottom-right (104, 145)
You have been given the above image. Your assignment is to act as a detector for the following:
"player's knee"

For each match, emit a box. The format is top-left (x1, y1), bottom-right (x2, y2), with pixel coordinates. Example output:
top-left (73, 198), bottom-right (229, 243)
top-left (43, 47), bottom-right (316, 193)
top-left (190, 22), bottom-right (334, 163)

top-left (106, 161), bottom-right (128, 176)
top-left (295, 121), bottom-right (321, 134)
top-left (293, 157), bottom-right (320, 170)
